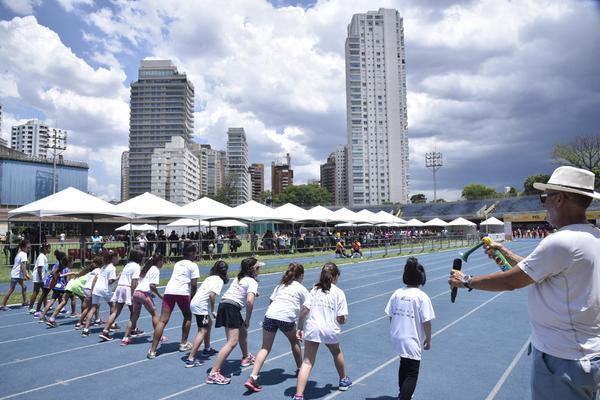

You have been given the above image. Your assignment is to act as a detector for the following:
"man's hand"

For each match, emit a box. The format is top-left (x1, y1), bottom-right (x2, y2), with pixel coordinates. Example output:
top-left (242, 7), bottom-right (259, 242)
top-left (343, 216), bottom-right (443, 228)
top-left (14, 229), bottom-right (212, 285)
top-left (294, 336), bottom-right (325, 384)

top-left (448, 269), bottom-right (466, 288)
top-left (423, 338), bottom-right (431, 350)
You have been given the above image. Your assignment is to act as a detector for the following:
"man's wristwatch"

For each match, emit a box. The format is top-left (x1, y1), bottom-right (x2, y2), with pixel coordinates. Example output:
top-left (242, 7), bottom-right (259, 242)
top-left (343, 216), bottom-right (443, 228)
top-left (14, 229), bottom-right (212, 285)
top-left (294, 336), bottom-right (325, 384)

top-left (461, 274), bottom-right (473, 289)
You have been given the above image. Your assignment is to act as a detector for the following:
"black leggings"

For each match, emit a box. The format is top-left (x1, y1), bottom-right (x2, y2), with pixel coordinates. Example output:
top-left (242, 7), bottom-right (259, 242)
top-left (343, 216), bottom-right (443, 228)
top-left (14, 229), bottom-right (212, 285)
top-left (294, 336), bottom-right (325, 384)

top-left (398, 357), bottom-right (420, 400)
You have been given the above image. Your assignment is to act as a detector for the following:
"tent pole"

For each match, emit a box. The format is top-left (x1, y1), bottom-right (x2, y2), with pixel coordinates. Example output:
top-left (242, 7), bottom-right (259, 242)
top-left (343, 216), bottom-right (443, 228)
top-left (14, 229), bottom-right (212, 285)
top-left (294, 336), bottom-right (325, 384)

top-left (129, 219), bottom-right (133, 253)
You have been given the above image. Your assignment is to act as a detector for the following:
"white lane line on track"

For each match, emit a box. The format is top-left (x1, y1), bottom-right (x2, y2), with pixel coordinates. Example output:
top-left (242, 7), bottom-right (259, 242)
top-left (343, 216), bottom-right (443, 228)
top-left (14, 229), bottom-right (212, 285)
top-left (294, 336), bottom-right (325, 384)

top-left (322, 292), bottom-right (506, 400)
top-left (484, 337), bottom-right (531, 400)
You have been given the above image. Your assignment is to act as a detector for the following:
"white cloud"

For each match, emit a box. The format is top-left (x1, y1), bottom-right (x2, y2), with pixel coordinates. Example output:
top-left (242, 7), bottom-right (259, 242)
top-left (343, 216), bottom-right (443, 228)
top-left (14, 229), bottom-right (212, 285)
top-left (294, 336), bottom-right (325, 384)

top-left (55, 0), bottom-right (93, 12)
top-left (1, 0), bottom-right (41, 15)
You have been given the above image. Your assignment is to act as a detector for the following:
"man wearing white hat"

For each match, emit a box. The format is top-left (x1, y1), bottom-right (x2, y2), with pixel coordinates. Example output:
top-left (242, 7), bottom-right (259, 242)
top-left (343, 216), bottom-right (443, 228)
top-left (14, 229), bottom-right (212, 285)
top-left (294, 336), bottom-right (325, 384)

top-left (449, 166), bottom-right (600, 400)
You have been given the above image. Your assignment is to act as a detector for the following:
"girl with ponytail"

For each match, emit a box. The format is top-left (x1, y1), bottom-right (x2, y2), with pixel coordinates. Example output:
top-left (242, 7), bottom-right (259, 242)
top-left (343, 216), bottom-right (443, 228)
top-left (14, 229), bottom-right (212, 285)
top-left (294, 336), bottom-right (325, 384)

top-left (385, 257), bottom-right (435, 400)
top-left (244, 263), bottom-right (309, 392)
top-left (121, 253), bottom-right (165, 346)
top-left (292, 262), bottom-right (352, 400)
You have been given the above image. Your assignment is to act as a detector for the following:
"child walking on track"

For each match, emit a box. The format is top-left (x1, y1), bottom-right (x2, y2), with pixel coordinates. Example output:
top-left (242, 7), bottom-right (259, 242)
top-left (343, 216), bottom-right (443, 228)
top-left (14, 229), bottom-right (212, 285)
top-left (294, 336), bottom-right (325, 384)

top-left (292, 262), bottom-right (352, 400)
top-left (206, 257), bottom-right (263, 385)
top-left (99, 249), bottom-right (144, 341)
top-left (121, 253), bottom-right (165, 346)
top-left (384, 257), bottom-right (434, 400)
top-left (1, 240), bottom-right (31, 310)
top-left (82, 251), bottom-right (119, 337)
top-left (184, 260), bottom-right (229, 367)
top-left (147, 245), bottom-right (199, 359)
top-left (28, 244), bottom-right (50, 313)
top-left (245, 263), bottom-right (308, 392)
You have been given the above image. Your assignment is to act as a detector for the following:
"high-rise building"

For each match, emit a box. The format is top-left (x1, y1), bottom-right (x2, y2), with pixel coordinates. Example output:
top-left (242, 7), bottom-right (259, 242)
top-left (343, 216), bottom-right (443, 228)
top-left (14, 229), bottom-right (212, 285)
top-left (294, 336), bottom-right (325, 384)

top-left (205, 146), bottom-right (226, 197)
top-left (249, 163), bottom-right (264, 200)
top-left (345, 8), bottom-right (409, 206)
top-left (11, 120), bottom-right (67, 158)
top-left (191, 143), bottom-right (210, 197)
top-left (226, 128), bottom-right (251, 206)
top-left (271, 153), bottom-right (293, 196)
top-left (320, 146), bottom-right (348, 206)
top-left (128, 60), bottom-right (194, 199)
top-left (121, 151), bottom-right (129, 202)
top-left (150, 136), bottom-right (199, 205)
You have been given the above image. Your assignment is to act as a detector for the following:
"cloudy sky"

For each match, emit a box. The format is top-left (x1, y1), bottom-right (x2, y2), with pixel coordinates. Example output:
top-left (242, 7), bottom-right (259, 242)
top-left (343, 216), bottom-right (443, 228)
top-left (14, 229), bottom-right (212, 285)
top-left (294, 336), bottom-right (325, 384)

top-left (0, 0), bottom-right (598, 202)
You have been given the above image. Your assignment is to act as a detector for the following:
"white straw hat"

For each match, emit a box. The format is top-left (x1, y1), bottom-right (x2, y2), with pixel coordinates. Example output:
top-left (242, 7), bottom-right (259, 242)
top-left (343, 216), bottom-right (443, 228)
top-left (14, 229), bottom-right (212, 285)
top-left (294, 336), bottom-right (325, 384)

top-left (533, 166), bottom-right (600, 200)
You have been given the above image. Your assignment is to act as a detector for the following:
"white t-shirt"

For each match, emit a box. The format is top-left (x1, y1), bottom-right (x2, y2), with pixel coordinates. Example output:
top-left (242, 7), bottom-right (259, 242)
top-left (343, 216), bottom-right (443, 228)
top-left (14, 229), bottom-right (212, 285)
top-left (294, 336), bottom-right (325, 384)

top-left (518, 223), bottom-right (600, 360)
top-left (266, 281), bottom-right (309, 323)
top-left (59, 233), bottom-right (65, 241)
top-left (384, 287), bottom-right (435, 360)
top-left (164, 259), bottom-right (200, 296)
top-left (92, 264), bottom-right (117, 297)
top-left (84, 268), bottom-right (100, 290)
top-left (117, 262), bottom-right (141, 287)
top-left (136, 266), bottom-right (160, 293)
top-left (222, 277), bottom-right (258, 308)
top-left (11, 251), bottom-right (28, 279)
top-left (303, 284), bottom-right (348, 344)
top-left (191, 275), bottom-right (224, 315)
top-left (33, 253), bottom-right (48, 283)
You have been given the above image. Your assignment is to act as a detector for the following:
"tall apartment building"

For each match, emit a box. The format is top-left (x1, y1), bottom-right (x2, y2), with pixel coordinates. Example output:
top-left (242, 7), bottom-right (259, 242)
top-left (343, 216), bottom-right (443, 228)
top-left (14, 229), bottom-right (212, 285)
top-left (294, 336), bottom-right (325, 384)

top-left (128, 59), bottom-right (194, 199)
top-left (121, 151), bottom-right (129, 202)
top-left (226, 128), bottom-right (251, 206)
top-left (248, 163), bottom-right (264, 200)
top-left (150, 136), bottom-right (199, 205)
top-left (345, 8), bottom-right (409, 206)
top-left (205, 146), bottom-right (226, 197)
top-left (190, 143), bottom-right (210, 197)
top-left (320, 146), bottom-right (348, 206)
top-left (11, 120), bottom-right (67, 158)
top-left (271, 153), bottom-right (293, 196)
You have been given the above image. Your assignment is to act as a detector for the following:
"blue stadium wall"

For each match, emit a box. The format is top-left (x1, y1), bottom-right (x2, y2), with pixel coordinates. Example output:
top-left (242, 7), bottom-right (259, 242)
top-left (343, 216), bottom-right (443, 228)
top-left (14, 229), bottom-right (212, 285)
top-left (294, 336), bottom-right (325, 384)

top-left (0, 159), bottom-right (88, 206)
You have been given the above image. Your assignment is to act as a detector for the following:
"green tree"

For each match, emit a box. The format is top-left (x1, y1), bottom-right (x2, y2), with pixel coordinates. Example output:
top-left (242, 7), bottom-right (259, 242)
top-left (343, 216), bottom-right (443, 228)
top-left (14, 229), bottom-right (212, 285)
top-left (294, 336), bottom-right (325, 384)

top-left (552, 135), bottom-right (600, 189)
top-left (211, 176), bottom-right (237, 206)
top-left (433, 198), bottom-right (447, 203)
top-left (256, 190), bottom-right (272, 205)
top-left (462, 184), bottom-right (497, 200)
top-left (410, 194), bottom-right (427, 204)
top-left (274, 184), bottom-right (333, 207)
top-left (506, 186), bottom-right (518, 197)
top-left (523, 174), bottom-right (551, 195)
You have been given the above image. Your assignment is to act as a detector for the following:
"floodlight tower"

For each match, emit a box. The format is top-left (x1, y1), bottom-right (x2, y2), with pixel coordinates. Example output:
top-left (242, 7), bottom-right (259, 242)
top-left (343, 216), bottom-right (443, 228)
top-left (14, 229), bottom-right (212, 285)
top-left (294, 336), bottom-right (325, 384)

top-left (425, 152), bottom-right (443, 202)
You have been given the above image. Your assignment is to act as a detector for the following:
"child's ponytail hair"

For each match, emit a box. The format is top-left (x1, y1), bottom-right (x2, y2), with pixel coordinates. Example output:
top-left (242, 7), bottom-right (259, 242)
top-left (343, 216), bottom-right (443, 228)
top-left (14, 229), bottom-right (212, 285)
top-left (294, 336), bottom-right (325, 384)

top-left (315, 262), bottom-right (340, 293)
top-left (279, 263), bottom-right (304, 286)
top-left (140, 253), bottom-right (164, 279)
top-left (238, 257), bottom-right (259, 280)
top-left (128, 248), bottom-right (145, 264)
top-left (403, 257), bottom-right (426, 286)
top-left (209, 260), bottom-right (229, 284)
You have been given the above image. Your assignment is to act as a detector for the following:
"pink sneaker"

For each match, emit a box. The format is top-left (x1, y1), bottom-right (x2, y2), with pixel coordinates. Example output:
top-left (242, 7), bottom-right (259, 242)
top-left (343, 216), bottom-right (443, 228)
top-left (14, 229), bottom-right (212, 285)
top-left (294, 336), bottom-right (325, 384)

top-left (206, 371), bottom-right (231, 385)
top-left (241, 354), bottom-right (256, 367)
top-left (120, 337), bottom-right (132, 346)
top-left (159, 335), bottom-right (168, 344)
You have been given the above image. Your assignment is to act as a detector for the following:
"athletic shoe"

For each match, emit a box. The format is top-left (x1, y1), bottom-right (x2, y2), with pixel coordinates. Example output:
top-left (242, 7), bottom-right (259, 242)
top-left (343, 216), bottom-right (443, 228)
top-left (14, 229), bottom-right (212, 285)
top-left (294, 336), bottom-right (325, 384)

top-left (241, 354), bottom-right (256, 367)
top-left (290, 395), bottom-right (304, 400)
top-left (46, 320), bottom-right (58, 328)
top-left (159, 335), bottom-right (168, 344)
top-left (33, 311), bottom-right (42, 318)
top-left (120, 337), bottom-right (132, 346)
top-left (179, 342), bottom-right (193, 352)
top-left (99, 331), bottom-right (113, 341)
top-left (184, 358), bottom-right (204, 368)
top-left (94, 319), bottom-right (104, 326)
top-left (338, 376), bottom-right (352, 391)
top-left (202, 347), bottom-right (218, 356)
top-left (146, 351), bottom-right (156, 360)
top-left (81, 329), bottom-right (90, 337)
top-left (109, 323), bottom-right (120, 332)
top-left (131, 328), bottom-right (144, 337)
top-left (28, 308), bottom-right (36, 314)
top-left (74, 323), bottom-right (82, 330)
top-left (206, 371), bottom-right (231, 385)
top-left (21, 302), bottom-right (28, 307)
top-left (0, 306), bottom-right (9, 311)
top-left (244, 376), bottom-right (262, 392)
top-left (59, 308), bottom-right (67, 314)
top-left (69, 313), bottom-right (79, 319)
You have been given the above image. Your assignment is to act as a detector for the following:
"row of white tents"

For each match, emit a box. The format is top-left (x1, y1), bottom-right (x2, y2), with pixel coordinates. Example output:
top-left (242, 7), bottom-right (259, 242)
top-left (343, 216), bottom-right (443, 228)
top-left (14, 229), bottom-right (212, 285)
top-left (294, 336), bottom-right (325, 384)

top-left (8, 187), bottom-right (505, 230)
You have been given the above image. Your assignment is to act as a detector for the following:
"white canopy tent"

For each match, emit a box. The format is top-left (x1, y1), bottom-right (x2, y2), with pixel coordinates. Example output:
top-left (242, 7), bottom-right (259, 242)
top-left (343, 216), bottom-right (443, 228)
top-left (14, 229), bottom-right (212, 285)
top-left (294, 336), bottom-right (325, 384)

top-left (480, 216), bottom-right (505, 235)
top-left (273, 203), bottom-right (313, 223)
top-left (229, 200), bottom-right (282, 223)
top-left (355, 209), bottom-right (382, 225)
top-left (424, 218), bottom-right (448, 227)
top-left (115, 223), bottom-right (157, 232)
top-left (307, 206), bottom-right (338, 224)
top-left (331, 207), bottom-right (364, 224)
top-left (480, 217), bottom-right (505, 226)
top-left (180, 197), bottom-right (234, 221)
top-left (405, 218), bottom-right (425, 227)
top-left (447, 217), bottom-right (476, 227)
top-left (112, 192), bottom-right (185, 220)
top-left (375, 211), bottom-right (406, 226)
top-left (446, 217), bottom-right (477, 235)
top-left (166, 219), bottom-right (248, 228)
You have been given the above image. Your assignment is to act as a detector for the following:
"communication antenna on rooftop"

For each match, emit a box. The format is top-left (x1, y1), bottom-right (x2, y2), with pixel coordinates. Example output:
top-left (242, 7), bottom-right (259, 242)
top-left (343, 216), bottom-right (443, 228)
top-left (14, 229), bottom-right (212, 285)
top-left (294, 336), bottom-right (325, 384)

top-left (425, 151), bottom-right (443, 202)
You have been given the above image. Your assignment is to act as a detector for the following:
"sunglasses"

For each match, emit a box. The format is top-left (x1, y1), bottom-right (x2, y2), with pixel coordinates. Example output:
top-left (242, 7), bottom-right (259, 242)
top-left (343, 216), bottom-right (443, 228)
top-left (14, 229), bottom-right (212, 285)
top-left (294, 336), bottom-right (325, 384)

top-left (539, 192), bottom-right (561, 204)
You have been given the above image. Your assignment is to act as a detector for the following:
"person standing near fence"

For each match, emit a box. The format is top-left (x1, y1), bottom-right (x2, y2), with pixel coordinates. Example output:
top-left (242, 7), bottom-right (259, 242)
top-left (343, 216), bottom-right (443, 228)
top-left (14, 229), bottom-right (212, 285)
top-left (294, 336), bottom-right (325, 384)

top-left (449, 166), bottom-right (600, 400)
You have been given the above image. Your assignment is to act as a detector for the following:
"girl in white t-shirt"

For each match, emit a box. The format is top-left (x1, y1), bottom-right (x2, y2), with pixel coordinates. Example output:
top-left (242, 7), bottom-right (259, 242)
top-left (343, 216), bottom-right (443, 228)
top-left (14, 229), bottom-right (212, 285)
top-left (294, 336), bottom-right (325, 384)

top-left (245, 263), bottom-right (308, 393)
top-left (1, 240), bottom-right (31, 310)
top-left (206, 257), bottom-right (262, 385)
top-left (184, 260), bottom-right (229, 367)
top-left (384, 257), bottom-right (434, 400)
top-left (99, 249), bottom-right (143, 342)
top-left (122, 253), bottom-right (165, 346)
top-left (76, 257), bottom-right (102, 329)
top-left (293, 263), bottom-right (352, 400)
top-left (28, 243), bottom-right (50, 313)
top-left (81, 251), bottom-right (119, 337)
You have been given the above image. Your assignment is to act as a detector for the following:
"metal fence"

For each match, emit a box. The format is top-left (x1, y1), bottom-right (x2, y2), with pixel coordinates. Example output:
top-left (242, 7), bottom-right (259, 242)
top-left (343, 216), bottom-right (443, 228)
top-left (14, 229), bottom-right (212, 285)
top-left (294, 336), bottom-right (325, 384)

top-left (1, 234), bottom-right (479, 268)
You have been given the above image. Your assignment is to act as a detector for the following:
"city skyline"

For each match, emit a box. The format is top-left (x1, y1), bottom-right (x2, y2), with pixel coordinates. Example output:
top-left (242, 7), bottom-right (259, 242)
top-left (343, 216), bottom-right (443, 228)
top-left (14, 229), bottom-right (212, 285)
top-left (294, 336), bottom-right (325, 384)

top-left (0, 1), bottom-right (599, 202)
